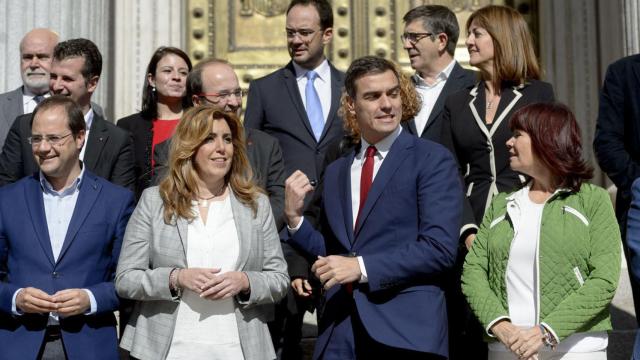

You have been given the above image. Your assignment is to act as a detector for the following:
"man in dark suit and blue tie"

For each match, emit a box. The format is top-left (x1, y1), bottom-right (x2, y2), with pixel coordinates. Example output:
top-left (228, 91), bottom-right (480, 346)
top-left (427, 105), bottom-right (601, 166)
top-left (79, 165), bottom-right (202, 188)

top-left (244, 1), bottom-right (346, 357)
top-left (284, 56), bottom-right (462, 359)
top-left (0, 96), bottom-right (134, 359)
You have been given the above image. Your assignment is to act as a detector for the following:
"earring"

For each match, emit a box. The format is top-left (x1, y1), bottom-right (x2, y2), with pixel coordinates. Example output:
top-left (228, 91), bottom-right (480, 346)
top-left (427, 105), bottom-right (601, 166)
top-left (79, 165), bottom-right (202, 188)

top-left (152, 86), bottom-right (156, 93)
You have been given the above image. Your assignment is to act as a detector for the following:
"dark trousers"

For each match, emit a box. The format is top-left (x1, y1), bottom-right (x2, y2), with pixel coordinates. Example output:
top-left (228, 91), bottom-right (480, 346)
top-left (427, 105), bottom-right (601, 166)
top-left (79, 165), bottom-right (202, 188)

top-left (269, 295), bottom-right (307, 360)
top-left (618, 197), bottom-right (640, 326)
top-left (37, 326), bottom-right (68, 360)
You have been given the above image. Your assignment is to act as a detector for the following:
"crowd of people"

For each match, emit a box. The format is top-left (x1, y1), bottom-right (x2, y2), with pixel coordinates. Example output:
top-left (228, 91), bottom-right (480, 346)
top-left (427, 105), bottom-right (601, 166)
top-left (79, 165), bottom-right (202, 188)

top-left (0, 0), bottom-right (636, 359)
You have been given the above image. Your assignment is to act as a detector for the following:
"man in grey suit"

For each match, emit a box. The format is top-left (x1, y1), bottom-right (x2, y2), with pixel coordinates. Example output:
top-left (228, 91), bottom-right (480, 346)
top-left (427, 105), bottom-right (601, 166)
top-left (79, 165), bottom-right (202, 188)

top-left (243, 1), bottom-right (345, 357)
top-left (0, 29), bottom-right (58, 149)
top-left (401, 5), bottom-right (476, 142)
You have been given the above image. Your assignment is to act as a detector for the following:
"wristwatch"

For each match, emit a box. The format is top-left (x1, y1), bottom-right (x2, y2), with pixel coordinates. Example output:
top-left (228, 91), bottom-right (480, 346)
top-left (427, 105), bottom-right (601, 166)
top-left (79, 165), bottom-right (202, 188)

top-left (169, 268), bottom-right (183, 299)
top-left (539, 325), bottom-right (557, 350)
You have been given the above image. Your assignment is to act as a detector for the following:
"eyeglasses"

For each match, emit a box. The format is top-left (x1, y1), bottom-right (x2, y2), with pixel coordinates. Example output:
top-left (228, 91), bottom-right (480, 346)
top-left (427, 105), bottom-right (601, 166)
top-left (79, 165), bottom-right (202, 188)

top-left (197, 89), bottom-right (246, 104)
top-left (286, 28), bottom-right (320, 40)
top-left (28, 133), bottom-right (73, 147)
top-left (400, 32), bottom-right (434, 44)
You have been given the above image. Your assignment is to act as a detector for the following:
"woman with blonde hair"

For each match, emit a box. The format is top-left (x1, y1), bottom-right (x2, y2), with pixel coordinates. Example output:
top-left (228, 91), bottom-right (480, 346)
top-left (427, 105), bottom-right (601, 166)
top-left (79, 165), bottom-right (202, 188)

top-left (116, 106), bottom-right (289, 360)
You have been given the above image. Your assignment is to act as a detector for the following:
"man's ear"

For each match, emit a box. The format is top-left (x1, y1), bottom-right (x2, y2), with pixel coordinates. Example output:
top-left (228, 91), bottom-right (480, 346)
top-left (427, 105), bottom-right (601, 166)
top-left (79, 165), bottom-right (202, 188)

top-left (86, 76), bottom-right (100, 93)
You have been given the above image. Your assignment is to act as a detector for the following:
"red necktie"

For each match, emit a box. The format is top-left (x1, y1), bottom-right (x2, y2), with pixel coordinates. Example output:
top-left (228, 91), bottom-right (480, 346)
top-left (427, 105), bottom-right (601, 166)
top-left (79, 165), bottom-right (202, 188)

top-left (355, 145), bottom-right (376, 230)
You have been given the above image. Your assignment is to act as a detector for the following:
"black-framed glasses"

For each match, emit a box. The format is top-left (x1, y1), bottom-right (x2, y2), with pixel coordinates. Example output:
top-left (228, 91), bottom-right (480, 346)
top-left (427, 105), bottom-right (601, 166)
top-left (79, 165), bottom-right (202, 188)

top-left (28, 133), bottom-right (73, 147)
top-left (197, 89), bottom-right (245, 104)
top-left (400, 32), bottom-right (434, 44)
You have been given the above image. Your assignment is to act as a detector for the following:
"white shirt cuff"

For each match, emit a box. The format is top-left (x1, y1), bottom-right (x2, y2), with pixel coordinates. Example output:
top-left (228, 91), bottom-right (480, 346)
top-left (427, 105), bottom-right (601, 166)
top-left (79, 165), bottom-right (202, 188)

top-left (460, 223), bottom-right (479, 238)
top-left (287, 216), bottom-right (304, 234)
top-left (83, 289), bottom-right (97, 315)
top-left (11, 288), bottom-right (24, 315)
top-left (357, 256), bottom-right (368, 283)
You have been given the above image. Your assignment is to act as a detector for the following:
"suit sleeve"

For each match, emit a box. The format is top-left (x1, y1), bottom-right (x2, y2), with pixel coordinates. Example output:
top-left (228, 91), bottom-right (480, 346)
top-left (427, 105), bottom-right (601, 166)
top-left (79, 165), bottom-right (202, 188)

top-left (265, 138), bottom-right (286, 231)
top-left (594, 63), bottom-right (639, 197)
top-left (0, 115), bottom-right (25, 186)
top-left (85, 191), bottom-right (135, 314)
top-left (243, 82), bottom-right (264, 130)
top-left (151, 140), bottom-right (170, 186)
top-left (362, 147), bottom-right (462, 292)
top-left (628, 178), bottom-right (640, 283)
top-left (0, 193), bottom-right (20, 313)
top-left (109, 131), bottom-right (136, 191)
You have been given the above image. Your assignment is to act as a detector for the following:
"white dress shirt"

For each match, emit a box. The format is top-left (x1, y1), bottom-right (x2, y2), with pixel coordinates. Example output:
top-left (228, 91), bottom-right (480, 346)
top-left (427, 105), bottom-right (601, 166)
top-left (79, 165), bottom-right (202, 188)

top-left (293, 59), bottom-right (332, 126)
top-left (22, 88), bottom-right (50, 114)
top-left (412, 59), bottom-right (456, 136)
top-left (80, 108), bottom-right (94, 161)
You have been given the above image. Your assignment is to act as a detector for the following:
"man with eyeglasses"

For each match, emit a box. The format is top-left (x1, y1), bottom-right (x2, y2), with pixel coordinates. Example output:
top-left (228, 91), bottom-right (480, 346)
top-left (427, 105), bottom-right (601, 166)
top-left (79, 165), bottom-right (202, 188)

top-left (243, 1), bottom-right (345, 358)
top-left (401, 5), bottom-right (476, 143)
top-left (0, 95), bottom-right (134, 359)
top-left (153, 59), bottom-right (285, 232)
top-left (0, 38), bottom-right (135, 190)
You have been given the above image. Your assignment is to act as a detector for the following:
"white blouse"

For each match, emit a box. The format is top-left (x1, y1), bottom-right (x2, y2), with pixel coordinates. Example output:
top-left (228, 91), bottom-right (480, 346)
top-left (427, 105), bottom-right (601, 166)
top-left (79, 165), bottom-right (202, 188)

top-left (166, 194), bottom-right (245, 360)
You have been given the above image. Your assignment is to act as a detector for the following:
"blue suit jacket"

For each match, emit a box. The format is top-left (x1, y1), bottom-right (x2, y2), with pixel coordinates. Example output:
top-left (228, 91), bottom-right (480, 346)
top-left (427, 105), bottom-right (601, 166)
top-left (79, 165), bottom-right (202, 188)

top-left (626, 177), bottom-right (640, 359)
top-left (289, 130), bottom-right (462, 358)
top-left (0, 171), bottom-right (135, 360)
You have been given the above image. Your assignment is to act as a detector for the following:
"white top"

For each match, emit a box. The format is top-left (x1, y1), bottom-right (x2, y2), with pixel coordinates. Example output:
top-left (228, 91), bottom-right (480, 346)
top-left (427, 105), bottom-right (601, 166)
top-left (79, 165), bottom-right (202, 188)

top-left (294, 59), bottom-right (332, 125)
top-left (489, 186), bottom-right (607, 353)
top-left (412, 59), bottom-right (456, 136)
top-left (167, 194), bottom-right (245, 360)
top-left (79, 108), bottom-right (94, 161)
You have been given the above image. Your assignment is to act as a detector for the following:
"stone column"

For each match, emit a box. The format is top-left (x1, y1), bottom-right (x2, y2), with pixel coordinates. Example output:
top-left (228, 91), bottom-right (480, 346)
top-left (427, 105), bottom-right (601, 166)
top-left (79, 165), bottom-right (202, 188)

top-left (624, 0), bottom-right (640, 54)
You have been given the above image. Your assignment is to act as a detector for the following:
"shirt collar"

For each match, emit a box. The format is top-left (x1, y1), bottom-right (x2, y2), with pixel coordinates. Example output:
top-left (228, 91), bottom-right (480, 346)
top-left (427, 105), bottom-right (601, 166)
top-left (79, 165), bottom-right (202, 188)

top-left (357, 126), bottom-right (402, 160)
top-left (85, 107), bottom-right (94, 131)
top-left (412, 59), bottom-right (456, 87)
top-left (40, 162), bottom-right (86, 196)
top-left (22, 87), bottom-right (49, 104)
top-left (293, 59), bottom-right (330, 82)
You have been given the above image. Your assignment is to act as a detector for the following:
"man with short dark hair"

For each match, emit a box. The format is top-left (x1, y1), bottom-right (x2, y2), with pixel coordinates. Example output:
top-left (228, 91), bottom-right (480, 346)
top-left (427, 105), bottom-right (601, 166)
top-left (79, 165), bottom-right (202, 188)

top-left (285, 56), bottom-right (462, 359)
top-left (0, 95), bottom-right (134, 359)
top-left (0, 38), bottom-right (135, 189)
top-left (401, 5), bottom-right (476, 142)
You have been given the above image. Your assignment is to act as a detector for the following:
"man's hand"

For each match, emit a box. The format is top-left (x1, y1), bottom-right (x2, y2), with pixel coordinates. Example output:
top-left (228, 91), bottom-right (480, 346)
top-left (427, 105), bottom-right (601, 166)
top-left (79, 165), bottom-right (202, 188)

top-left (312, 255), bottom-right (361, 290)
top-left (464, 233), bottom-right (476, 250)
top-left (291, 278), bottom-right (312, 297)
top-left (16, 287), bottom-right (57, 314)
top-left (199, 271), bottom-right (250, 300)
top-left (284, 170), bottom-right (315, 228)
top-left (52, 289), bottom-right (90, 317)
top-left (178, 268), bottom-right (221, 293)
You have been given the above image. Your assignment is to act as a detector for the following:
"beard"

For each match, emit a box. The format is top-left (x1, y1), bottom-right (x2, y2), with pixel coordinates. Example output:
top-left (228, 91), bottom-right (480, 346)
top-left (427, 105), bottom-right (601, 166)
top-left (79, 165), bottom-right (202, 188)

top-left (21, 70), bottom-right (50, 94)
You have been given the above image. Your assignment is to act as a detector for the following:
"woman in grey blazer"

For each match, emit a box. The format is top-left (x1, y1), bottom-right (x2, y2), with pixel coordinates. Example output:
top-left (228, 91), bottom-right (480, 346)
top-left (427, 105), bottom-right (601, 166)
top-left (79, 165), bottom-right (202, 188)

top-left (116, 107), bottom-right (289, 360)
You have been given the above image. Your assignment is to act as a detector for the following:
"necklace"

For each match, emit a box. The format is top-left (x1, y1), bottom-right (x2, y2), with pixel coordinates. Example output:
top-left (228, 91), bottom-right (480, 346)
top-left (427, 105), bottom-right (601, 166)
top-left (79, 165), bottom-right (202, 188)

top-left (486, 97), bottom-right (496, 110)
top-left (197, 184), bottom-right (226, 208)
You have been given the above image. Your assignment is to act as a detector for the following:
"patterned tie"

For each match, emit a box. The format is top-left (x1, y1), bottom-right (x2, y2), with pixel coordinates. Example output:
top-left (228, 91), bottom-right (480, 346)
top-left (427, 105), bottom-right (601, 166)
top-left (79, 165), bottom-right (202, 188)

top-left (305, 71), bottom-right (324, 141)
top-left (355, 145), bottom-right (377, 230)
top-left (33, 95), bottom-right (45, 104)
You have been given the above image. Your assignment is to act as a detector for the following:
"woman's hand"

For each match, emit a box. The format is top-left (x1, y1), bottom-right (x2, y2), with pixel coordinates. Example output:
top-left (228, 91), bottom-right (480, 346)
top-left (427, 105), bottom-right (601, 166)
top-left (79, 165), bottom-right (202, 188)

top-left (490, 320), bottom-right (519, 349)
top-left (199, 271), bottom-right (250, 300)
top-left (465, 233), bottom-right (477, 250)
top-left (177, 268), bottom-right (221, 293)
top-left (509, 326), bottom-right (544, 359)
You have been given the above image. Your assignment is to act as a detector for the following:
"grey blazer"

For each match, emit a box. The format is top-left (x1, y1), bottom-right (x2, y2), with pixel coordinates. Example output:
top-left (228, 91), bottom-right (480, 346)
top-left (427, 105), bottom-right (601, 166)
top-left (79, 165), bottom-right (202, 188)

top-left (0, 87), bottom-right (23, 150)
top-left (115, 187), bottom-right (289, 360)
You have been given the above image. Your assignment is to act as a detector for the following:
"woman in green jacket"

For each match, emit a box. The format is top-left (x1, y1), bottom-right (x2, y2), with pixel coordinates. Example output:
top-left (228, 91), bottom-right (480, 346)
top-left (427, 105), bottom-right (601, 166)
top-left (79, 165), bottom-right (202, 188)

top-left (462, 103), bottom-right (621, 360)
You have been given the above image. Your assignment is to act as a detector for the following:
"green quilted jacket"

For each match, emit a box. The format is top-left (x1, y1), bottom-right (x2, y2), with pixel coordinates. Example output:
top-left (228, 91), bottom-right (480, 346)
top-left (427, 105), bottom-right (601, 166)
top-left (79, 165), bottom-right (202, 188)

top-left (462, 183), bottom-right (621, 341)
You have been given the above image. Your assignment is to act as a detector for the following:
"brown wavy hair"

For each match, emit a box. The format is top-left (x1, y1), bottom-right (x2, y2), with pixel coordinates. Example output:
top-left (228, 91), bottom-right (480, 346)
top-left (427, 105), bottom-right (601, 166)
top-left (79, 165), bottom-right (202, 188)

top-left (339, 56), bottom-right (420, 142)
top-left (467, 5), bottom-right (540, 91)
top-left (159, 107), bottom-right (260, 223)
top-left (509, 102), bottom-right (593, 192)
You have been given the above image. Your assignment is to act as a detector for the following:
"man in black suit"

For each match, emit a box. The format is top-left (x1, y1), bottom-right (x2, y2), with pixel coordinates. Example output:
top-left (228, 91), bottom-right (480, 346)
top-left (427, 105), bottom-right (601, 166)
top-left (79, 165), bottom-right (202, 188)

top-left (0, 38), bottom-right (134, 189)
top-left (153, 58), bottom-right (286, 230)
top-left (401, 5), bottom-right (476, 142)
top-left (594, 53), bottom-right (640, 325)
top-left (243, 0), bottom-right (345, 357)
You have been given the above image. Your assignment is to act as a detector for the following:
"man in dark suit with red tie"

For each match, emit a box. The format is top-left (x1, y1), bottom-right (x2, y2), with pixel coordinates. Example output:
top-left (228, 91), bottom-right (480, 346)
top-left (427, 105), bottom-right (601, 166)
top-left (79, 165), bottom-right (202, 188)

top-left (284, 56), bottom-right (462, 359)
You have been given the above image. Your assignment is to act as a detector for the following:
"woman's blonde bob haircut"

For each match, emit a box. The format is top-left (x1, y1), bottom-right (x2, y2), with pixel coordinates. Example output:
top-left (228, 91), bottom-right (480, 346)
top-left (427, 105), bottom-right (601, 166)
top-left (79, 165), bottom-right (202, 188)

top-left (159, 106), bottom-right (260, 223)
top-left (467, 5), bottom-right (541, 90)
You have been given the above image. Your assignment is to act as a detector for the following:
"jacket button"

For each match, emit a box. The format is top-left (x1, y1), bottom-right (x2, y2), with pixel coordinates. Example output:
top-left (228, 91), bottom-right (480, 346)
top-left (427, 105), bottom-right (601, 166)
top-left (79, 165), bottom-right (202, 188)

top-left (52, 272), bottom-right (59, 278)
top-left (486, 145), bottom-right (492, 152)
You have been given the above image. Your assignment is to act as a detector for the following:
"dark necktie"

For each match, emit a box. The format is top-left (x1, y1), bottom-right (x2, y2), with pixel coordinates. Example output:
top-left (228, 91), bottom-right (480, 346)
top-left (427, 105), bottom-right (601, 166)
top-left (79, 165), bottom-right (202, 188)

top-left (355, 145), bottom-right (377, 230)
top-left (34, 95), bottom-right (45, 104)
top-left (305, 71), bottom-right (324, 141)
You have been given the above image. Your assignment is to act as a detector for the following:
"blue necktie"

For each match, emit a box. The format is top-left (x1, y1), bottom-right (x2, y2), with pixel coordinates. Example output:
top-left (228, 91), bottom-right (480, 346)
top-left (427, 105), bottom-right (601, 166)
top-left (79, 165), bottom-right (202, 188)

top-left (34, 95), bottom-right (45, 104)
top-left (305, 71), bottom-right (324, 141)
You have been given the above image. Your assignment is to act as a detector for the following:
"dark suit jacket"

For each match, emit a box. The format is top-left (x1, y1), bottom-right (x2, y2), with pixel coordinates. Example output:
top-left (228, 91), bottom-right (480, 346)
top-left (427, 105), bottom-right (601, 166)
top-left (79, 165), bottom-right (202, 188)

top-left (594, 54), bottom-right (640, 221)
top-left (116, 112), bottom-right (154, 198)
top-left (404, 62), bottom-right (477, 142)
top-left (152, 127), bottom-right (286, 231)
top-left (0, 111), bottom-right (135, 190)
top-left (626, 178), bottom-right (640, 358)
top-left (441, 80), bottom-right (555, 230)
top-left (288, 130), bottom-right (462, 358)
top-left (0, 170), bottom-right (135, 360)
top-left (0, 87), bottom-right (23, 150)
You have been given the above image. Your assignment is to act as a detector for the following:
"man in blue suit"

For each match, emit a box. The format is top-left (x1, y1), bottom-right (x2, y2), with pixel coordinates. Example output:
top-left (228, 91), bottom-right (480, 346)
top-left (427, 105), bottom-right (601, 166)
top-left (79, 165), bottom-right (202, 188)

top-left (284, 56), bottom-right (462, 359)
top-left (625, 178), bottom-right (640, 360)
top-left (0, 96), bottom-right (135, 359)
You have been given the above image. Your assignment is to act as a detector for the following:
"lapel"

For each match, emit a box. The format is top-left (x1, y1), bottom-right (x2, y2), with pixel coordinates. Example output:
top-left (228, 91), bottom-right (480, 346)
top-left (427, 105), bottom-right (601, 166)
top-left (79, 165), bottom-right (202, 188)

top-left (24, 174), bottom-right (55, 266)
top-left (423, 63), bottom-right (464, 136)
top-left (175, 216), bottom-right (188, 259)
top-left (318, 63), bottom-right (344, 143)
top-left (353, 131), bottom-right (411, 241)
top-left (229, 191), bottom-right (252, 270)
top-left (632, 57), bottom-right (640, 96)
top-left (56, 172), bottom-right (101, 263)
top-left (468, 82), bottom-right (523, 140)
top-left (2, 87), bottom-right (24, 125)
top-left (338, 151), bottom-right (355, 246)
top-left (83, 113), bottom-right (109, 170)
top-left (282, 62), bottom-right (317, 143)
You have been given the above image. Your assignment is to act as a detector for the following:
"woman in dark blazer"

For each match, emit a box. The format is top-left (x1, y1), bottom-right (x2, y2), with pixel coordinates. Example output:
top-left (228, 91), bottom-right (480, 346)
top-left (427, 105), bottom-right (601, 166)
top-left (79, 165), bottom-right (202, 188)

top-left (117, 47), bottom-right (192, 198)
top-left (442, 5), bottom-right (554, 248)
